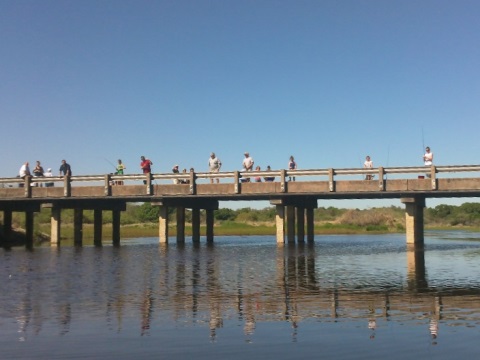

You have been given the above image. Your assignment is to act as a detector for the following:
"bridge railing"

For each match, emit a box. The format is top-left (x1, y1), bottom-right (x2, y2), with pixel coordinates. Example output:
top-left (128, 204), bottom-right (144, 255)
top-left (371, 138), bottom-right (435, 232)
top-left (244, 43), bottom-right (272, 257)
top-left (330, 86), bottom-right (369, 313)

top-left (2, 165), bottom-right (480, 193)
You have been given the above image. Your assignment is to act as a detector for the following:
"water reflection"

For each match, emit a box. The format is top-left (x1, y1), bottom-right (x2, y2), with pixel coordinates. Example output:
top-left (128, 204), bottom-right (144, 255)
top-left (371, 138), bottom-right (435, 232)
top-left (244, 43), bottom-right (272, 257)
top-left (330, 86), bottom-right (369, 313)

top-left (1, 234), bottom-right (480, 358)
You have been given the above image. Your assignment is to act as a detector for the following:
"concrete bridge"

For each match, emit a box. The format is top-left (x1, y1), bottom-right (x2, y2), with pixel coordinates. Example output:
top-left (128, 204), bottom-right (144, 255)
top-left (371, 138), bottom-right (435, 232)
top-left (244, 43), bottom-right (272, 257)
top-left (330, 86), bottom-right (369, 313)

top-left (1, 164), bottom-right (480, 248)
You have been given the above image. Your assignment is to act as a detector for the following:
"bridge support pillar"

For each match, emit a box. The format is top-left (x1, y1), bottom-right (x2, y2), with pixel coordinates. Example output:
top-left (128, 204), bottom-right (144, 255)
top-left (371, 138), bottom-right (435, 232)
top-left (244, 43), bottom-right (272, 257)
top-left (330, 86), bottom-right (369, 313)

top-left (94, 209), bottom-right (102, 247)
top-left (206, 209), bottom-right (214, 243)
top-left (271, 198), bottom-right (317, 244)
top-left (286, 206), bottom-right (295, 243)
top-left (306, 208), bottom-right (314, 242)
top-left (154, 200), bottom-right (218, 244)
top-left (158, 206), bottom-right (169, 244)
top-left (176, 206), bottom-right (185, 243)
top-left (74, 208), bottom-right (83, 246)
top-left (274, 204), bottom-right (285, 244)
top-left (401, 197), bottom-right (425, 245)
top-left (2, 210), bottom-right (12, 247)
top-left (192, 208), bottom-right (200, 243)
top-left (25, 211), bottom-right (34, 249)
top-left (112, 209), bottom-right (121, 246)
top-left (296, 207), bottom-right (305, 242)
top-left (50, 207), bottom-right (61, 246)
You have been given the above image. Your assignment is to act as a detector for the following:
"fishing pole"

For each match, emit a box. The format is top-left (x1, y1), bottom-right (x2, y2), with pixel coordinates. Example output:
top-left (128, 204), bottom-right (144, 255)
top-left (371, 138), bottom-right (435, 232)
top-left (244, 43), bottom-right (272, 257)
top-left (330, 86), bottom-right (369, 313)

top-left (104, 158), bottom-right (117, 171)
top-left (385, 145), bottom-right (390, 180)
top-left (421, 126), bottom-right (425, 158)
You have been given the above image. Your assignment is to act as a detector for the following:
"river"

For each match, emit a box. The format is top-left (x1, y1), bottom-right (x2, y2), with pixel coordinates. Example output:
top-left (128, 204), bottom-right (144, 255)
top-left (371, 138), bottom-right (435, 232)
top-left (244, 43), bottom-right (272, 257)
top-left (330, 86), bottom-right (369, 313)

top-left (1, 231), bottom-right (480, 359)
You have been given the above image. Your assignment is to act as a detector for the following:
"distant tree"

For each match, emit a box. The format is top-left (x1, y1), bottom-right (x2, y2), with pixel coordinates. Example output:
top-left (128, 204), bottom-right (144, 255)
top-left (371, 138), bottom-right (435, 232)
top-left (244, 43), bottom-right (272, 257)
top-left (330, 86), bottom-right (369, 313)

top-left (135, 203), bottom-right (160, 223)
top-left (215, 208), bottom-right (236, 221)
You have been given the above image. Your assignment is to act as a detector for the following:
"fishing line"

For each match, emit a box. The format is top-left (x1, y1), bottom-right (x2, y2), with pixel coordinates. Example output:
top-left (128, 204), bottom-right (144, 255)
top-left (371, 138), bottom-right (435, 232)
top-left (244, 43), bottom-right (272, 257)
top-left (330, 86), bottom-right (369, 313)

top-left (104, 158), bottom-right (117, 170)
top-left (385, 145), bottom-right (390, 180)
top-left (422, 126), bottom-right (425, 154)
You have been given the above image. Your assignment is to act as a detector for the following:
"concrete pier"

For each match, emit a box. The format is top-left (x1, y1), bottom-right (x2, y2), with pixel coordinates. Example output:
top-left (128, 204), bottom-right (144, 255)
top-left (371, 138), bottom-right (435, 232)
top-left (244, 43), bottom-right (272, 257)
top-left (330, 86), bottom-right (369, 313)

top-left (153, 199), bottom-right (219, 244)
top-left (401, 197), bottom-right (425, 245)
top-left (41, 201), bottom-right (126, 247)
top-left (271, 198), bottom-right (317, 244)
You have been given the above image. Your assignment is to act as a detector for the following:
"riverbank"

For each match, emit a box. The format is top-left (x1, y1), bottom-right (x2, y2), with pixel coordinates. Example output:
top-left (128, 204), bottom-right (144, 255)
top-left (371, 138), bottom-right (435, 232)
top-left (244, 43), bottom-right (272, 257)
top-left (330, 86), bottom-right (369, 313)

top-left (3, 222), bottom-right (480, 246)
top-left (31, 221), bottom-right (480, 242)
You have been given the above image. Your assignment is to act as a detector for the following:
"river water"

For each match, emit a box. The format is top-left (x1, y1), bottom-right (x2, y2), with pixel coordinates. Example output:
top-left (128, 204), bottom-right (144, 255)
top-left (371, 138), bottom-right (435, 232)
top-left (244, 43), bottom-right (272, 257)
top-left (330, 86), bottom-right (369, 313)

top-left (1, 231), bottom-right (480, 360)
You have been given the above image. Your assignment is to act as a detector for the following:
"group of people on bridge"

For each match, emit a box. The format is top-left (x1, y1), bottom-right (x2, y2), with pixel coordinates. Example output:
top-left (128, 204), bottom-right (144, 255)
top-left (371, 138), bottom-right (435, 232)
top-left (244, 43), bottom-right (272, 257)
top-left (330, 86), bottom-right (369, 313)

top-left (16, 147), bottom-right (433, 185)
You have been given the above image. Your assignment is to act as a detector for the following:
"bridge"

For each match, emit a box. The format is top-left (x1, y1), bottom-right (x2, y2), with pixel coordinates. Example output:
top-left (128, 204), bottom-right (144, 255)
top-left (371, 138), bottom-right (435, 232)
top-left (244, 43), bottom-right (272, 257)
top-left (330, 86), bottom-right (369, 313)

top-left (1, 164), bottom-right (480, 248)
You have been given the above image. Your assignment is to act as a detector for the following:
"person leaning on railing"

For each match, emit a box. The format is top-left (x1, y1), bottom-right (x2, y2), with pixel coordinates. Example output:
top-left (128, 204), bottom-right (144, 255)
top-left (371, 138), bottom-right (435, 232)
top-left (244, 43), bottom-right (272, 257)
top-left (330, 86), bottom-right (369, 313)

top-left (44, 168), bottom-right (54, 187)
top-left (59, 159), bottom-right (72, 177)
top-left (18, 161), bottom-right (30, 187)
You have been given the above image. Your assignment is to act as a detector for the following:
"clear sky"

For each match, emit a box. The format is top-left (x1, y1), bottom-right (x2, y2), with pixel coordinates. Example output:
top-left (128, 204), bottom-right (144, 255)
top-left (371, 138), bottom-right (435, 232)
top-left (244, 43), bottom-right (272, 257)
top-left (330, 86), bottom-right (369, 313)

top-left (1, 0), bottom-right (479, 209)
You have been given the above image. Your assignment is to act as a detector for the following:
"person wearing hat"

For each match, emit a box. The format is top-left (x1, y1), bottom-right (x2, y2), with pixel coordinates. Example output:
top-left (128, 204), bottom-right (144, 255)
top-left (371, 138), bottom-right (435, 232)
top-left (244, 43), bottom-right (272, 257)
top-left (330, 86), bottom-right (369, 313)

top-left (44, 167), bottom-right (54, 187)
top-left (242, 152), bottom-right (254, 182)
top-left (172, 164), bottom-right (180, 184)
top-left (208, 152), bottom-right (222, 184)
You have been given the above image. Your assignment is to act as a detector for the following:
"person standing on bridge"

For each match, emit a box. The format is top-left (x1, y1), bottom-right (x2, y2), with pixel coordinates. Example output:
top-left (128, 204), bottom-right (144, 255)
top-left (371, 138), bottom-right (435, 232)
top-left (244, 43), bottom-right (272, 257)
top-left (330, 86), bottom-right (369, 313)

top-left (242, 152), bottom-right (254, 182)
top-left (32, 160), bottom-right (45, 187)
top-left (423, 147), bottom-right (433, 166)
top-left (115, 159), bottom-right (126, 185)
top-left (172, 164), bottom-right (180, 184)
top-left (59, 160), bottom-right (72, 177)
top-left (364, 155), bottom-right (373, 180)
top-left (208, 152), bottom-right (222, 184)
top-left (423, 146), bottom-right (433, 178)
top-left (288, 155), bottom-right (297, 181)
top-left (44, 168), bottom-right (54, 187)
top-left (140, 156), bottom-right (153, 184)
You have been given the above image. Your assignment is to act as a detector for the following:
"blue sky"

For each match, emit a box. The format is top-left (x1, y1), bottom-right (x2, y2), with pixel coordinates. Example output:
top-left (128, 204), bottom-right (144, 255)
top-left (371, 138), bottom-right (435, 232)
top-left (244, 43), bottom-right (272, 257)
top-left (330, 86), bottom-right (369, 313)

top-left (1, 0), bottom-right (479, 209)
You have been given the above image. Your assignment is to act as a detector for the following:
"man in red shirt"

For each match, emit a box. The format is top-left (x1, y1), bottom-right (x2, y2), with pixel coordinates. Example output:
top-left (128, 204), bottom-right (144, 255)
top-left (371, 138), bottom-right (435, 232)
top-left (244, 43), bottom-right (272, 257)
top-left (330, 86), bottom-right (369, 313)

top-left (140, 156), bottom-right (153, 184)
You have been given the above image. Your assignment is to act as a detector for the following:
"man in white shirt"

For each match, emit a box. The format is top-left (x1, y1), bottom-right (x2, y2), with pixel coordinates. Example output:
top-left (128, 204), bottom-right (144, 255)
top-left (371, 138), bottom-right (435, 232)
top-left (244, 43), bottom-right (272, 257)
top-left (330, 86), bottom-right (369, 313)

top-left (242, 152), bottom-right (254, 182)
top-left (423, 147), bottom-right (433, 165)
top-left (242, 152), bottom-right (254, 171)
top-left (44, 168), bottom-right (54, 187)
top-left (208, 153), bottom-right (222, 184)
top-left (363, 155), bottom-right (373, 180)
top-left (19, 162), bottom-right (30, 179)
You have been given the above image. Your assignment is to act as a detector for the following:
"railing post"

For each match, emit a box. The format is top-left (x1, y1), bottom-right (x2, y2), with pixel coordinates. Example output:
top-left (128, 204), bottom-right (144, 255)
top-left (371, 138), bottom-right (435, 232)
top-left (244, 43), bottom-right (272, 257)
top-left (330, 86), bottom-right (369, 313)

top-left (146, 173), bottom-right (152, 195)
top-left (430, 166), bottom-right (437, 190)
top-left (105, 174), bottom-right (112, 196)
top-left (280, 169), bottom-right (286, 192)
top-left (64, 175), bottom-right (71, 197)
top-left (328, 168), bottom-right (335, 192)
top-left (378, 167), bottom-right (385, 191)
top-left (24, 176), bottom-right (32, 198)
top-left (189, 170), bottom-right (196, 195)
top-left (234, 171), bottom-right (240, 194)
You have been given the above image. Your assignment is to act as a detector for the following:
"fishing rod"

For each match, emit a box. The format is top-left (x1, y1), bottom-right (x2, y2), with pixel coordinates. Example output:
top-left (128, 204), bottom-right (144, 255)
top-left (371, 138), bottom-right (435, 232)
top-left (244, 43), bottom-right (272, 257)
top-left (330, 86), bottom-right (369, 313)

top-left (385, 145), bottom-right (390, 180)
top-left (421, 126), bottom-right (426, 160)
top-left (104, 158), bottom-right (117, 171)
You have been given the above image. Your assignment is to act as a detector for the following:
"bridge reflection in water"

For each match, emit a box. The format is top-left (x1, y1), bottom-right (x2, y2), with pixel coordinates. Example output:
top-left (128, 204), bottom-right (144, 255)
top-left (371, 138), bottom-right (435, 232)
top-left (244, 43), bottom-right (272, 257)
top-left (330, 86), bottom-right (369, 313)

top-left (2, 235), bottom-right (480, 349)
